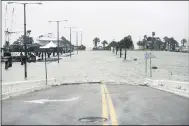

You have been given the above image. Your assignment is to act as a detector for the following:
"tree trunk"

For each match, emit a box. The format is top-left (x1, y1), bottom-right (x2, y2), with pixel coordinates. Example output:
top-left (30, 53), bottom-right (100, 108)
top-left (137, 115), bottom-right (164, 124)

top-left (48, 52), bottom-right (50, 58)
top-left (124, 48), bottom-right (127, 60)
top-left (168, 42), bottom-right (170, 51)
top-left (120, 48), bottom-right (122, 58)
top-left (42, 52), bottom-right (43, 60)
top-left (116, 48), bottom-right (118, 55)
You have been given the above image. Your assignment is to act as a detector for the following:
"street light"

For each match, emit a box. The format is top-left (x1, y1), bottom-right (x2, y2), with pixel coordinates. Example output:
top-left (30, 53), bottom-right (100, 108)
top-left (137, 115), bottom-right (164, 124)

top-left (48, 20), bottom-right (68, 63)
top-left (8, 1), bottom-right (42, 79)
top-left (73, 30), bottom-right (82, 54)
top-left (64, 26), bottom-right (77, 57)
top-left (78, 30), bottom-right (83, 46)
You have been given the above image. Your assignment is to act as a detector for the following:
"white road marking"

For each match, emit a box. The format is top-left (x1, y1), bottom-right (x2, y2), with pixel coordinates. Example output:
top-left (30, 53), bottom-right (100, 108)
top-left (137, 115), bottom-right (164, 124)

top-left (23, 97), bottom-right (79, 104)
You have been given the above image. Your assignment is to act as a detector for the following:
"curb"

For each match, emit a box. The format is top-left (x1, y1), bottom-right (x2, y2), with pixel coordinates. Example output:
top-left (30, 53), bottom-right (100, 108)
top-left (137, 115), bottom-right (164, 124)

top-left (2, 78), bottom-right (57, 100)
top-left (150, 86), bottom-right (189, 99)
top-left (2, 85), bottom-right (52, 100)
top-left (144, 78), bottom-right (189, 99)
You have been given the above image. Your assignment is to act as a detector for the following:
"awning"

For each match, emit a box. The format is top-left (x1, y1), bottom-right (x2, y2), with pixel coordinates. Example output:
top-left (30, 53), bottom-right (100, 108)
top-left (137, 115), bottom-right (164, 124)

top-left (40, 41), bottom-right (57, 48)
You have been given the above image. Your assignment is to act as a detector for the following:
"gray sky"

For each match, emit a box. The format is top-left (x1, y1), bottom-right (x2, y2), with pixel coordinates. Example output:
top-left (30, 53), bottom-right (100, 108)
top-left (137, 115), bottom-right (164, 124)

top-left (2, 1), bottom-right (189, 48)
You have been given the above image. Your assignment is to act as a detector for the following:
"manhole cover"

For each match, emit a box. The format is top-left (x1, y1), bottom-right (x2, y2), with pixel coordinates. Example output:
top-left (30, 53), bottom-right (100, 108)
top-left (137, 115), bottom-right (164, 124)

top-left (79, 117), bottom-right (107, 123)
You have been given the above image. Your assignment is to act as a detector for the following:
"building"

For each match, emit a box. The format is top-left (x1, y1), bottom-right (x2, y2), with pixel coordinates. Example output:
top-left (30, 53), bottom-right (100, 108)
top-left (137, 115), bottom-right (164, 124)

top-left (36, 33), bottom-right (71, 51)
top-left (36, 33), bottom-right (62, 46)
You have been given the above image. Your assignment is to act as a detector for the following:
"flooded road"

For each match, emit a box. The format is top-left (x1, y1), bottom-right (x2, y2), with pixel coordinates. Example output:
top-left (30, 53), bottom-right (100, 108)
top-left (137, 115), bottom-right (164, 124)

top-left (2, 49), bottom-right (189, 84)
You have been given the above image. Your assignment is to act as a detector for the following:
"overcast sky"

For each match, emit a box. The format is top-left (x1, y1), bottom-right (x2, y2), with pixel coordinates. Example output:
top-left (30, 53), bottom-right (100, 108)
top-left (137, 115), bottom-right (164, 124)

top-left (2, 1), bottom-right (189, 48)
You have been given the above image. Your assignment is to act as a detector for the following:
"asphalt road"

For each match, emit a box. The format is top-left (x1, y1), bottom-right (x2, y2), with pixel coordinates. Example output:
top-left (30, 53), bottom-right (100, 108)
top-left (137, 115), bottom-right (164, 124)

top-left (2, 83), bottom-right (189, 125)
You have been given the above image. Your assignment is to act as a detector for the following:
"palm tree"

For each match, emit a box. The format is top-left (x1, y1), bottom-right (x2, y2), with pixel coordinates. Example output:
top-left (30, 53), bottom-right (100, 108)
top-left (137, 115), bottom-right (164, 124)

top-left (169, 37), bottom-right (178, 51)
top-left (137, 41), bottom-right (141, 49)
top-left (151, 32), bottom-right (155, 50)
top-left (119, 40), bottom-right (123, 58)
top-left (112, 40), bottom-right (117, 53)
top-left (143, 35), bottom-right (147, 49)
top-left (144, 35), bottom-right (147, 39)
top-left (163, 36), bottom-right (169, 51)
top-left (102, 40), bottom-right (108, 49)
top-left (146, 37), bottom-right (153, 49)
top-left (3, 41), bottom-right (10, 51)
top-left (152, 32), bottom-right (155, 37)
top-left (137, 41), bottom-right (145, 50)
top-left (19, 30), bottom-right (34, 45)
top-left (155, 37), bottom-right (162, 50)
top-left (115, 42), bottom-right (119, 55)
top-left (122, 35), bottom-right (133, 60)
top-left (93, 37), bottom-right (100, 48)
top-left (108, 40), bottom-right (116, 52)
top-left (27, 30), bottom-right (31, 36)
top-left (181, 38), bottom-right (187, 47)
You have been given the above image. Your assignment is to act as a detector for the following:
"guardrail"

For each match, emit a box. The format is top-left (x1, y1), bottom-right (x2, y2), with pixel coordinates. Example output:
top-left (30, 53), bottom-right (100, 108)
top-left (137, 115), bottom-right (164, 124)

top-left (2, 78), bottom-right (57, 100)
top-left (144, 78), bottom-right (189, 98)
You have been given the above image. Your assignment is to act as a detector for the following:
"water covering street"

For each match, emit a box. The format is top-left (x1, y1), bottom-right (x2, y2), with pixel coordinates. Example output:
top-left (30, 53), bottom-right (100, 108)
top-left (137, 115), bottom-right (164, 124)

top-left (2, 49), bottom-right (189, 84)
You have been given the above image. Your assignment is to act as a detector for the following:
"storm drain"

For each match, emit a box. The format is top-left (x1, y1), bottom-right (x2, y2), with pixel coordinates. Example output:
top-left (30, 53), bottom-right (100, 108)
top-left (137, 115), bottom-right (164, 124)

top-left (78, 117), bottom-right (107, 123)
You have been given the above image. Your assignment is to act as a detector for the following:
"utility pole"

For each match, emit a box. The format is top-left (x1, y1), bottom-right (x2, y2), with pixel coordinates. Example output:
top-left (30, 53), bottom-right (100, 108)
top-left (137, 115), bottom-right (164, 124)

top-left (145, 38), bottom-right (147, 74)
top-left (145, 51), bottom-right (147, 74)
top-left (76, 31), bottom-right (78, 54)
top-left (73, 30), bottom-right (82, 54)
top-left (8, 2), bottom-right (42, 79)
top-left (64, 27), bottom-right (77, 57)
top-left (24, 3), bottom-right (27, 78)
top-left (80, 31), bottom-right (82, 46)
top-left (70, 28), bottom-right (72, 57)
top-left (79, 31), bottom-right (82, 52)
top-left (49, 20), bottom-right (67, 63)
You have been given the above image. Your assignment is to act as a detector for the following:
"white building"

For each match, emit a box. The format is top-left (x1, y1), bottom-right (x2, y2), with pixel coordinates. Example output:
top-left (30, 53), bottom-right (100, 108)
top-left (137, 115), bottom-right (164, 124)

top-left (36, 33), bottom-right (63, 46)
top-left (36, 33), bottom-right (72, 51)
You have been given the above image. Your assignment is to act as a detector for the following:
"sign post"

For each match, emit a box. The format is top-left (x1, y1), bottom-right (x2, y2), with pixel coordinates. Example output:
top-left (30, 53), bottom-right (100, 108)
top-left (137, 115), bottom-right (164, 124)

top-left (149, 52), bottom-right (152, 77)
top-left (144, 52), bottom-right (155, 77)
top-left (145, 52), bottom-right (147, 74)
top-left (45, 51), bottom-right (47, 85)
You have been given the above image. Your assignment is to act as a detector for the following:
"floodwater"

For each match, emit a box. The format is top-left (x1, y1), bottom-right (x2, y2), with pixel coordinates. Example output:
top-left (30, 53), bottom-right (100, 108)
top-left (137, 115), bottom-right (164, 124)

top-left (1, 49), bottom-right (189, 84)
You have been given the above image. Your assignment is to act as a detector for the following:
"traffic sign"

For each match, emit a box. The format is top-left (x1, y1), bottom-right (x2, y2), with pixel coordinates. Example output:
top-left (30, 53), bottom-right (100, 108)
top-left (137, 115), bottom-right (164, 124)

top-left (144, 53), bottom-right (156, 59)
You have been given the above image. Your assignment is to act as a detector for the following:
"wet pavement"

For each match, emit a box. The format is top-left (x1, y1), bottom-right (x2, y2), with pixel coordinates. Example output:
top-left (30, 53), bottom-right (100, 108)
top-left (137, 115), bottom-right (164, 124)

top-left (2, 49), bottom-right (189, 125)
top-left (2, 83), bottom-right (189, 125)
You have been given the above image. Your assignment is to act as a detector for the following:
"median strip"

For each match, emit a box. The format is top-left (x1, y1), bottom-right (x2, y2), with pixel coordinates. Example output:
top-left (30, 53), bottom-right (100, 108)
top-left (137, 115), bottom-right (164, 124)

top-left (101, 84), bottom-right (108, 125)
top-left (101, 81), bottom-right (118, 125)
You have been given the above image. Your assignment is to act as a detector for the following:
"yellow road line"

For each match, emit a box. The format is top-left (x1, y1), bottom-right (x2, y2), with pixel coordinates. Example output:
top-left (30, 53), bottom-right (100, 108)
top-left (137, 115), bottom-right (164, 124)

top-left (104, 84), bottom-right (118, 125)
top-left (101, 84), bottom-right (108, 125)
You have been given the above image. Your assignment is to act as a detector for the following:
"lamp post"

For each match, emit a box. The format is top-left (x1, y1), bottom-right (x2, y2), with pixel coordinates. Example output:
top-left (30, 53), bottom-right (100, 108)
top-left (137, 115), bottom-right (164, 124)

top-left (49, 20), bottom-right (68, 63)
top-left (8, 2), bottom-right (42, 79)
top-left (73, 30), bottom-right (82, 54)
top-left (64, 27), bottom-right (77, 57)
top-left (80, 31), bottom-right (83, 46)
top-left (72, 31), bottom-right (78, 54)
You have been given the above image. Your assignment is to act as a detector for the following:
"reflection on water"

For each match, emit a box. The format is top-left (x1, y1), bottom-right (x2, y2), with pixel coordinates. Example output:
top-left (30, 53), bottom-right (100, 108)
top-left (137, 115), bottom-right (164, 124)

top-left (2, 50), bottom-right (189, 84)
